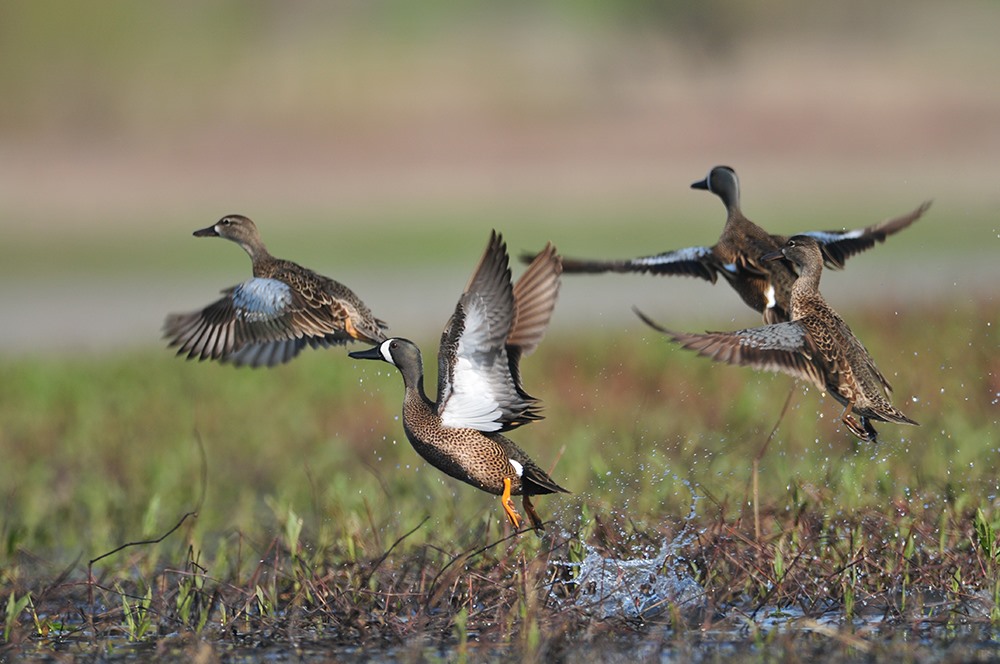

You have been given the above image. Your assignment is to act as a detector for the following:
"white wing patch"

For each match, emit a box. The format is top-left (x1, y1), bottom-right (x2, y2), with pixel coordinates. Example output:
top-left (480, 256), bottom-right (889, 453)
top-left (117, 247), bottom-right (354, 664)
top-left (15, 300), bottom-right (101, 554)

top-left (509, 459), bottom-right (524, 477)
top-left (802, 229), bottom-right (864, 244)
top-left (440, 298), bottom-right (505, 431)
top-left (633, 246), bottom-right (712, 266)
top-left (231, 278), bottom-right (293, 322)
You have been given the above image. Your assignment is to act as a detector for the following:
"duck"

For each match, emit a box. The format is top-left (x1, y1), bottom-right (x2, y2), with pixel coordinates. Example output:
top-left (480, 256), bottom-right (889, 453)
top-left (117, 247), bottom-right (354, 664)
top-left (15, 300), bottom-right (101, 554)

top-left (164, 214), bottom-right (388, 367)
top-left (635, 235), bottom-right (919, 442)
top-left (526, 165), bottom-right (930, 324)
top-left (349, 231), bottom-right (568, 531)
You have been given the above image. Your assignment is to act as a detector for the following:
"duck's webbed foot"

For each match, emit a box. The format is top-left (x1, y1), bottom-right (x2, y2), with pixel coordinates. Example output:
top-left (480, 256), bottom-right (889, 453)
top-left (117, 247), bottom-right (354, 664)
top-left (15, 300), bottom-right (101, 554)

top-left (842, 413), bottom-right (877, 442)
top-left (838, 402), bottom-right (876, 442)
top-left (500, 477), bottom-right (522, 529)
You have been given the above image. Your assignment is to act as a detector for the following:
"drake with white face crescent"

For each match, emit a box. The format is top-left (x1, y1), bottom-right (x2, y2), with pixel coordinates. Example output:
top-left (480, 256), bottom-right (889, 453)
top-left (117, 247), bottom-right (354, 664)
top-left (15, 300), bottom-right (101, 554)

top-left (350, 231), bottom-right (568, 532)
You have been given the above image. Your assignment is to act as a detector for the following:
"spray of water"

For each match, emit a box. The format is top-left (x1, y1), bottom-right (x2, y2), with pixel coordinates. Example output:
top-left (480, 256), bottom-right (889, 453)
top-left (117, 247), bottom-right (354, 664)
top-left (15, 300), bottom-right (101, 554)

top-left (552, 477), bottom-right (705, 619)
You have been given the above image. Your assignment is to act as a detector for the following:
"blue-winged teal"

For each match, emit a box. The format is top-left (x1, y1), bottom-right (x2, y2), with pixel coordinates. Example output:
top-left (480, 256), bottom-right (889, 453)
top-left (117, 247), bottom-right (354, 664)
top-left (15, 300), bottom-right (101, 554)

top-left (164, 214), bottom-right (388, 367)
top-left (636, 235), bottom-right (919, 442)
top-left (529, 165), bottom-right (930, 324)
top-left (350, 231), bottom-right (568, 531)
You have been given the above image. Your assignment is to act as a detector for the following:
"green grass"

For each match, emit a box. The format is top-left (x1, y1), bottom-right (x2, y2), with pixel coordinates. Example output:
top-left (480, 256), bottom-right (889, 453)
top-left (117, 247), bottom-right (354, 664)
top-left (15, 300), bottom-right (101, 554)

top-left (1, 298), bottom-right (997, 658)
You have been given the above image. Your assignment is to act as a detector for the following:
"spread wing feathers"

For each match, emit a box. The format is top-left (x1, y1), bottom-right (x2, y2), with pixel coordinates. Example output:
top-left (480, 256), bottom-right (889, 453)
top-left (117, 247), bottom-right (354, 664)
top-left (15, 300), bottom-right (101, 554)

top-left (437, 232), bottom-right (543, 432)
top-left (224, 338), bottom-right (309, 367)
top-left (802, 200), bottom-right (931, 269)
top-left (523, 245), bottom-right (718, 282)
top-left (508, 242), bottom-right (562, 357)
top-left (460, 231), bottom-right (516, 352)
top-left (634, 308), bottom-right (826, 391)
top-left (223, 336), bottom-right (337, 368)
top-left (504, 242), bottom-right (561, 420)
top-left (164, 277), bottom-right (357, 366)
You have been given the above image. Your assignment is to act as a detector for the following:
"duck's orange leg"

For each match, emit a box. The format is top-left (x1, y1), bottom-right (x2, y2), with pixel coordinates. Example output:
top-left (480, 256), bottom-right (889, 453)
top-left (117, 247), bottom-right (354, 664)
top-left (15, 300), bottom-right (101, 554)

top-left (500, 477), bottom-right (522, 529)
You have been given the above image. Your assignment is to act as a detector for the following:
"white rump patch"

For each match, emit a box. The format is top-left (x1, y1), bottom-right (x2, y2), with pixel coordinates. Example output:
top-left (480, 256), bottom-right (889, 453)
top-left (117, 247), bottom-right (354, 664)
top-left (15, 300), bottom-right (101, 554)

top-left (764, 284), bottom-right (776, 309)
top-left (509, 459), bottom-right (524, 477)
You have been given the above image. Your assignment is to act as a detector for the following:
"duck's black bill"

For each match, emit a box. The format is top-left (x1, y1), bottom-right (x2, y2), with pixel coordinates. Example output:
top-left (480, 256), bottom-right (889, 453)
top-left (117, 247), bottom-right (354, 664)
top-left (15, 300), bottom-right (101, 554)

top-left (193, 225), bottom-right (219, 237)
top-left (349, 346), bottom-right (383, 361)
top-left (690, 177), bottom-right (709, 191)
top-left (760, 249), bottom-right (784, 262)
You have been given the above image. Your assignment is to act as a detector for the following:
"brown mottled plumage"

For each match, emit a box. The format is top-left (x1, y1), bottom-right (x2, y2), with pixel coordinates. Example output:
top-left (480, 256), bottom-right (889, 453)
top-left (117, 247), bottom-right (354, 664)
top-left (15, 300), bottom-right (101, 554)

top-left (350, 232), bottom-right (567, 531)
top-left (637, 235), bottom-right (919, 442)
top-left (525, 166), bottom-right (930, 324)
top-left (164, 214), bottom-right (387, 367)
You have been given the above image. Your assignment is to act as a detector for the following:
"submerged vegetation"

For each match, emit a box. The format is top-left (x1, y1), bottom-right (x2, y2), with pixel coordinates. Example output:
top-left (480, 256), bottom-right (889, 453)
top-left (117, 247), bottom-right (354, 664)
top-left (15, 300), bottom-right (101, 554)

top-left (1, 299), bottom-right (997, 660)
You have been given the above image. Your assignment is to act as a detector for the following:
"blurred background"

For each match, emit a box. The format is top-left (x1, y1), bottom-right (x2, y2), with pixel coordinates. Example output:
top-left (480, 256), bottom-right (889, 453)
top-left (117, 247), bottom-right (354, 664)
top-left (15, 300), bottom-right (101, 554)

top-left (1, 0), bottom-right (997, 354)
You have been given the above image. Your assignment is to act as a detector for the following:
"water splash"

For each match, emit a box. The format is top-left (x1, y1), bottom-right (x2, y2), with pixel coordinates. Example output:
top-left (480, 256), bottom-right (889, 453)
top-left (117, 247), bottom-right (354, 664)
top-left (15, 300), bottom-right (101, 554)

top-left (554, 478), bottom-right (705, 619)
top-left (559, 538), bottom-right (705, 619)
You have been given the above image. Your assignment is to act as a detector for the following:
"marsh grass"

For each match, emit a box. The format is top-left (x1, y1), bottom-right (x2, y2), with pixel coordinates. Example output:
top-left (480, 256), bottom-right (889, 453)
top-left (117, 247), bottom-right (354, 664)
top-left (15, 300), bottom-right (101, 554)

top-left (1, 299), bottom-right (998, 660)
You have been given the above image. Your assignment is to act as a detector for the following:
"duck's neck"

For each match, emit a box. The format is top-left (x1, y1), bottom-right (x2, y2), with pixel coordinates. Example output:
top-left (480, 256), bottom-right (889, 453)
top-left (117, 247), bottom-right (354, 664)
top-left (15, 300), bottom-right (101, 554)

top-left (790, 260), bottom-right (824, 313)
top-left (715, 183), bottom-right (742, 223)
top-left (398, 354), bottom-right (435, 407)
top-left (241, 240), bottom-right (273, 271)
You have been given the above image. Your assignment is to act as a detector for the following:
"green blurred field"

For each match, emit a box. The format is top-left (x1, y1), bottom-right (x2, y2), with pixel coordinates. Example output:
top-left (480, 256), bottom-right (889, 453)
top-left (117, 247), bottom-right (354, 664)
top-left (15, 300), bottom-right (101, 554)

top-left (2, 296), bottom-right (995, 565)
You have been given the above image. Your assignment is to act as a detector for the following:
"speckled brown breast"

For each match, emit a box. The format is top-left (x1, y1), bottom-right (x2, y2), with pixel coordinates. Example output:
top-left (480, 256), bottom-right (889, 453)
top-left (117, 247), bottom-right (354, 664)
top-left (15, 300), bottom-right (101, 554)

top-left (401, 398), bottom-right (522, 495)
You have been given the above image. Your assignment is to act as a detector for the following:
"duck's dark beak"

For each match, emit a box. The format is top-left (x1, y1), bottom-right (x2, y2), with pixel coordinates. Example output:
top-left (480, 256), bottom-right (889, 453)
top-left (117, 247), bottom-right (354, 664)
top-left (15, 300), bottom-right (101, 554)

top-left (349, 346), bottom-right (383, 361)
top-left (193, 224), bottom-right (219, 238)
top-left (690, 176), bottom-right (709, 191)
top-left (761, 249), bottom-right (784, 262)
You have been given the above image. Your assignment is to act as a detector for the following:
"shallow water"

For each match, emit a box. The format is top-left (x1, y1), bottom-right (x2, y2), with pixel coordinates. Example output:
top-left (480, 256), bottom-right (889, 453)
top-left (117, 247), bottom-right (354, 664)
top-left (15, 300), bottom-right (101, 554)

top-left (13, 609), bottom-right (1000, 664)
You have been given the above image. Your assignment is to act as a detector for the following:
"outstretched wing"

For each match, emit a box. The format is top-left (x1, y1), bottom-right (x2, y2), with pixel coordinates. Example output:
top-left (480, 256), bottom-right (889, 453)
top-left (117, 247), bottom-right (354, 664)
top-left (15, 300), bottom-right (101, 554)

top-left (634, 308), bottom-right (826, 391)
top-left (802, 201), bottom-right (931, 269)
top-left (163, 277), bottom-right (355, 367)
top-left (503, 242), bottom-right (562, 420)
top-left (523, 245), bottom-right (719, 282)
top-left (437, 232), bottom-right (548, 432)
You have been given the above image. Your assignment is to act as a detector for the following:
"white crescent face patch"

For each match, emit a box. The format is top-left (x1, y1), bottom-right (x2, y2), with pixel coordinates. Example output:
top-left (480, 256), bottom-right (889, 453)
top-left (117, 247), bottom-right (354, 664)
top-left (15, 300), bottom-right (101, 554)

top-left (379, 339), bottom-right (397, 365)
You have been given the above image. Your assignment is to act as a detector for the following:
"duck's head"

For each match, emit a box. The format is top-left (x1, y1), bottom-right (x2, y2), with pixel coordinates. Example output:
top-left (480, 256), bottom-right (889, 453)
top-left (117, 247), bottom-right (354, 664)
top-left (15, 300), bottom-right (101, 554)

top-left (761, 235), bottom-right (823, 270)
top-left (350, 338), bottom-right (421, 371)
top-left (691, 165), bottom-right (740, 211)
top-left (194, 214), bottom-right (262, 245)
